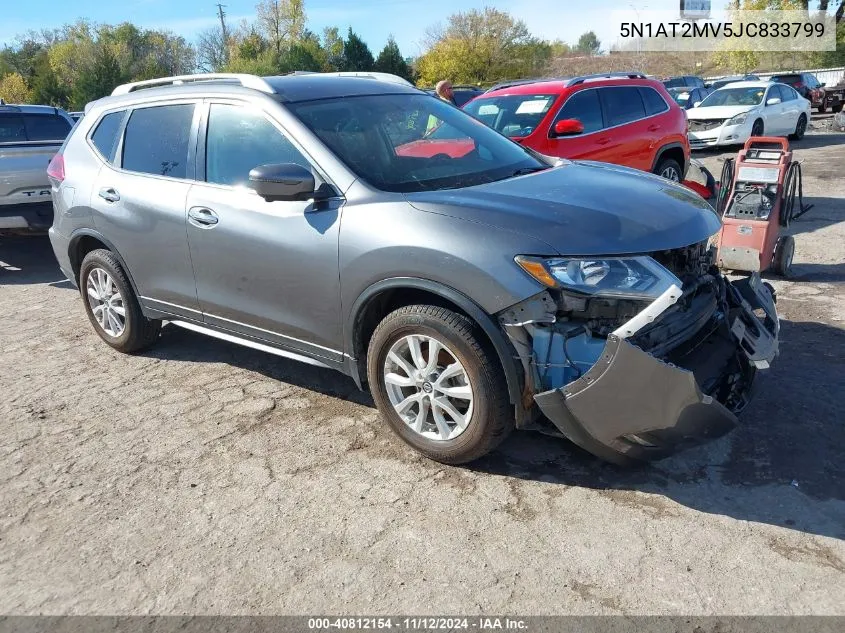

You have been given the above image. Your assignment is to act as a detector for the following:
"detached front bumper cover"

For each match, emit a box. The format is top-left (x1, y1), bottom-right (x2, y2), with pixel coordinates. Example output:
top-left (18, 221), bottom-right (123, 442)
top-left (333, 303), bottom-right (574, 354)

top-left (534, 273), bottom-right (778, 465)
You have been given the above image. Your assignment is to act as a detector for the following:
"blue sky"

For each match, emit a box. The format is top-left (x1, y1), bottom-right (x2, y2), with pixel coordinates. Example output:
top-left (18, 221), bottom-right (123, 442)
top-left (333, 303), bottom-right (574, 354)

top-left (2, 0), bottom-right (735, 56)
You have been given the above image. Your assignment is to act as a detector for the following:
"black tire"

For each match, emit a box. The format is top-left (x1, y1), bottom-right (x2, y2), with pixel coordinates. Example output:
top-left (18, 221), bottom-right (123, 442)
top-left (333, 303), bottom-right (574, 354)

top-left (833, 103), bottom-right (844, 114)
top-left (367, 305), bottom-right (514, 464)
top-left (79, 249), bottom-right (161, 353)
top-left (751, 119), bottom-right (764, 137)
top-left (817, 99), bottom-right (827, 114)
top-left (790, 114), bottom-right (807, 141)
top-left (654, 157), bottom-right (683, 182)
top-left (772, 235), bottom-right (795, 278)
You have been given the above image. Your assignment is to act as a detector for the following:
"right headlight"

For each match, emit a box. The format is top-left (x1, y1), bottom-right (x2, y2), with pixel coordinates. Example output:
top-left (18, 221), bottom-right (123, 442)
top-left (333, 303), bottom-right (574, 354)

top-left (726, 112), bottom-right (749, 126)
top-left (515, 255), bottom-right (682, 301)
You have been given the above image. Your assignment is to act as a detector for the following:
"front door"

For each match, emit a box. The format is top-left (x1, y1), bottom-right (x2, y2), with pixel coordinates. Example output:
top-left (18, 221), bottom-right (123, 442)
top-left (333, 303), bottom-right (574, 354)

top-left (185, 101), bottom-right (343, 363)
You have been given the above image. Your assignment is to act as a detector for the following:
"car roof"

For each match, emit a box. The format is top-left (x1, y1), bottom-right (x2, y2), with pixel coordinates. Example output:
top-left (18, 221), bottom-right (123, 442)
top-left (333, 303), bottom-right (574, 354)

top-left (262, 75), bottom-right (421, 101)
top-left (476, 75), bottom-right (660, 99)
top-left (0, 103), bottom-right (69, 115)
top-left (715, 81), bottom-right (772, 89)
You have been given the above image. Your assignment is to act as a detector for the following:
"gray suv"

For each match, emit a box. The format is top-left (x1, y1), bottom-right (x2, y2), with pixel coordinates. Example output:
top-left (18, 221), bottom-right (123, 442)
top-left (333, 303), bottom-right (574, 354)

top-left (48, 73), bottom-right (779, 465)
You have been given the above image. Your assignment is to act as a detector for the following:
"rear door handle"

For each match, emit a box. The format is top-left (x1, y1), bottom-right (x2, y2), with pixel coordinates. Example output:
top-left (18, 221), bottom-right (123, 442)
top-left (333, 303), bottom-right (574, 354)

top-left (98, 188), bottom-right (120, 203)
top-left (648, 124), bottom-right (661, 132)
top-left (596, 137), bottom-right (611, 145)
top-left (188, 206), bottom-right (219, 228)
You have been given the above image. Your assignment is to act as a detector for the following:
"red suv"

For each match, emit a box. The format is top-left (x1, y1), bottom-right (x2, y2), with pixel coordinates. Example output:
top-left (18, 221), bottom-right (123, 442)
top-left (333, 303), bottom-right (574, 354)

top-left (462, 73), bottom-right (690, 182)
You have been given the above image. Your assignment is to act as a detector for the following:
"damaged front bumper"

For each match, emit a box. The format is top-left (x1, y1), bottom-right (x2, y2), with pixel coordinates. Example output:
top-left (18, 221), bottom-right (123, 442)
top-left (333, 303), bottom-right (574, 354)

top-left (507, 273), bottom-right (778, 465)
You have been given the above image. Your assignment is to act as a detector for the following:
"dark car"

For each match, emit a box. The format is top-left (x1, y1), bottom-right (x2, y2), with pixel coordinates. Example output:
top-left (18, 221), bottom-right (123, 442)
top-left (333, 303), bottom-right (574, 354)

top-left (708, 75), bottom-right (759, 90)
top-left (426, 85), bottom-right (484, 107)
top-left (667, 86), bottom-right (712, 109)
top-left (663, 75), bottom-right (706, 89)
top-left (770, 72), bottom-right (826, 111)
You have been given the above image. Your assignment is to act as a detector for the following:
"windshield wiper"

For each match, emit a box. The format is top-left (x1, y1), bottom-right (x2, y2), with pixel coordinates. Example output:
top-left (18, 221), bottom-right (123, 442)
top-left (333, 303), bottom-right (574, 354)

top-left (510, 166), bottom-right (549, 177)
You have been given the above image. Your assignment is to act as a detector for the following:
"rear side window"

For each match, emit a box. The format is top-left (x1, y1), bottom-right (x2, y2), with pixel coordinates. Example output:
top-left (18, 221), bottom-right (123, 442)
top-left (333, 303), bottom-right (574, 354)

top-left (639, 88), bottom-right (669, 115)
top-left (23, 114), bottom-right (71, 141)
top-left (781, 86), bottom-right (797, 101)
top-left (600, 87), bottom-right (646, 127)
top-left (0, 113), bottom-right (26, 142)
top-left (90, 111), bottom-right (125, 161)
top-left (122, 104), bottom-right (194, 178)
top-left (554, 89), bottom-right (603, 134)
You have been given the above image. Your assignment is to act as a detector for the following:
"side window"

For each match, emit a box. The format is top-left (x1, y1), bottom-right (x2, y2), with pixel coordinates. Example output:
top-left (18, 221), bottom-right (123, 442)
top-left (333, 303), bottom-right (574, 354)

top-left (90, 111), bottom-right (125, 161)
top-left (0, 113), bottom-right (26, 142)
top-left (600, 87), bottom-right (646, 127)
top-left (772, 85), bottom-right (787, 102)
top-left (781, 86), bottom-right (796, 101)
top-left (205, 103), bottom-right (312, 187)
top-left (553, 89), bottom-right (603, 134)
top-left (122, 104), bottom-right (194, 179)
top-left (693, 77), bottom-right (705, 89)
top-left (639, 87), bottom-right (669, 115)
top-left (22, 114), bottom-right (71, 141)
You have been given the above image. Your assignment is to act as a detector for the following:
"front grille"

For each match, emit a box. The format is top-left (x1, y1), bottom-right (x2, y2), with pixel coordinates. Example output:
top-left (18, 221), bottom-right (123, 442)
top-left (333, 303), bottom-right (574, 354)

top-left (689, 119), bottom-right (726, 132)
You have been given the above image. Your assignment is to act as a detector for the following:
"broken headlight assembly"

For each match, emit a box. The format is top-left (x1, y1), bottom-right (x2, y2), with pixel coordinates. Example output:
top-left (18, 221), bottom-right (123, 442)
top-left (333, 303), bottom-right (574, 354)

top-left (514, 255), bottom-right (682, 301)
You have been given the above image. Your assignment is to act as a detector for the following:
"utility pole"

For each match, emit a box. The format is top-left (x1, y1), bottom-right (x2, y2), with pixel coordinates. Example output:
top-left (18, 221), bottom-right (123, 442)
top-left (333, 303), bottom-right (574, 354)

top-left (216, 3), bottom-right (229, 64)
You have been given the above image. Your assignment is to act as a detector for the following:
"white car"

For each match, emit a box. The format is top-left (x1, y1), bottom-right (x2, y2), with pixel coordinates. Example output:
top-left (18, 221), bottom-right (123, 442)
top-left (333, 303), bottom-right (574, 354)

top-left (687, 81), bottom-right (811, 149)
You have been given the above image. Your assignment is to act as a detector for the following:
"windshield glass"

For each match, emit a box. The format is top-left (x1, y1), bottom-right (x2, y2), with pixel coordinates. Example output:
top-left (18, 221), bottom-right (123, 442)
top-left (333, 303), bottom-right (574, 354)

top-left (700, 86), bottom-right (766, 107)
top-left (462, 94), bottom-right (557, 137)
top-left (287, 93), bottom-right (547, 193)
top-left (667, 88), bottom-right (692, 106)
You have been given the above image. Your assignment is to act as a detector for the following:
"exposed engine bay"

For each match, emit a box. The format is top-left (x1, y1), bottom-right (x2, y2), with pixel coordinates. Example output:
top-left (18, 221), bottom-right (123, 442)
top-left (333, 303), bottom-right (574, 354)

top-left (499, 240), bottom-right (779, 464)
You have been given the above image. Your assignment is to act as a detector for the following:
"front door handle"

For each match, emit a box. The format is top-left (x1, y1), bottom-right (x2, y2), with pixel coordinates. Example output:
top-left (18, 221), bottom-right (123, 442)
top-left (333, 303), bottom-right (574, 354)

top-left (98, 187), bottom-right (120, 203)
top-left (188, 207), bottom-right (219, 228)
top-left (648, 124), bottom-right (661, 132)
top-left (596, 137), bottom-right (611, 145)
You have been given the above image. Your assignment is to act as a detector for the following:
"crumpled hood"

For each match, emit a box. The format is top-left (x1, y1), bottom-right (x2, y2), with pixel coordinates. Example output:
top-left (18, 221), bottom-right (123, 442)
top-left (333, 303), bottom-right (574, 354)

top-left (404, 161), bottom-right (721, 256)
top-left (687, 104), bottom-right (757, 120)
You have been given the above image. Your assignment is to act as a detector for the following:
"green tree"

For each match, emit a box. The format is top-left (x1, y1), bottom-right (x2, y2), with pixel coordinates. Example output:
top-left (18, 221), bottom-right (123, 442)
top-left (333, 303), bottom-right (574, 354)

top-left (417, 8), bottom-right (535, 85)
top-left (256, 0), bottom-right (306, 53)
top-left (575, 31), bottom-right (601, 56)
top-left (72, 46), bottom-right (124, 108)
top-left (322, 26), bottom-right (344, 71)
top-left (341, 28), bottom-right (374, 71)
top-left (373, 36), bottom-right (412, 81)
top-left (0, 72), bottom-right (32, 103)
top-left (29, 50), bottom-right (69, 106)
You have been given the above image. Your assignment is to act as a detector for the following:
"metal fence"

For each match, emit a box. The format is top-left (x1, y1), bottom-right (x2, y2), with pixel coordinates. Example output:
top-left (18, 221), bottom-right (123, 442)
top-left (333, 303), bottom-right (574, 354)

top-left (706, 66), bottom-right (845, 85)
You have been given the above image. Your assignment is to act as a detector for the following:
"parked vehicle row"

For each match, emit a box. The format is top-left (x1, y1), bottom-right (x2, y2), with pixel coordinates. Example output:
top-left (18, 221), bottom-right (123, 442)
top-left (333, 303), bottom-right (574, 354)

top-left (44, 72), bottom-right (779, 467)
top-left (0, 103), bottom-right (74, 232)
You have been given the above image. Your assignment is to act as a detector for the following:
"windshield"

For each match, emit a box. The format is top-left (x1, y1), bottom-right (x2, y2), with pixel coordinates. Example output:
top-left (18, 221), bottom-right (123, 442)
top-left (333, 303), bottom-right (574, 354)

top-left (287, 93), bottom-right (547, 193)
top-left (667, 88), bottom-right (692, 106)
top-left (463, 94), bottom-right (557, 138)
top-left (699, 86), bottom-right (766, 107)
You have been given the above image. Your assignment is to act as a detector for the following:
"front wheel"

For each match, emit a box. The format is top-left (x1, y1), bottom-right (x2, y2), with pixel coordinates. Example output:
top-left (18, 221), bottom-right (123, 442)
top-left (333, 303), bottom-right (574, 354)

top-left (790, 114), bottom-right (807, 141)
top-left (367, 305), bottom-right (513, 464)
top-left (751, 119), bottom-right (764, 137)
top-left (79, 249), bottom-right (161, 353)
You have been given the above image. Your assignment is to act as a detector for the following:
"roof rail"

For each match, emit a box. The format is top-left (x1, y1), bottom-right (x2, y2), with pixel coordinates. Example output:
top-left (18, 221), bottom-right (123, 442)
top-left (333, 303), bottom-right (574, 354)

top-left (565, 72), bottom-right (647, 87)
top-left (111, 73), bottom-right (275, 96)
top-left (316, 71), bottom-right (414, 87)
top-left (484, 77), bottom-right (568, 93)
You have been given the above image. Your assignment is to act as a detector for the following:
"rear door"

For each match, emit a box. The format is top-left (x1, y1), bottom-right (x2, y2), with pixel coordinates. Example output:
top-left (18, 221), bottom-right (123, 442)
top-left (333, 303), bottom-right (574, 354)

top-left (89, 102), bottom-right (201, 316)
top-left (596, 86), bottom-right (651, 170)
top-left (769, 85), bottom-right (792, 134)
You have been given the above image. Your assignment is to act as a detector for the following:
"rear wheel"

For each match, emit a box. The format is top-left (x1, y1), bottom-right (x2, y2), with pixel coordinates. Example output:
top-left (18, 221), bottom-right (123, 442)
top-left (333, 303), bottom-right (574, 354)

top-left (654, 157), bottom-right (683, 182)
top-left (790, 114), bottom-right (807, 141)
top-left (79, 249), bottom-right (161, 353)
top-left (833, 103), bottom-right (844, 114)
top-left (751, 119), bottom-right (764, 137)
top-left (818, 99), bottom-right (827, 114)
top-left (772, 235), bottom-right (795, 278)
top-left (367, 305), bottom-right (513, 464)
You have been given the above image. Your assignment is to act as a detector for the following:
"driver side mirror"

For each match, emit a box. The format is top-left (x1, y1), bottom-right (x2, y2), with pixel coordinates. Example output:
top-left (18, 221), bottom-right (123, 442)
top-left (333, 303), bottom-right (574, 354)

top-left (249, 163), bottom-right (316, 202)
top-left (552, 118), bottom-right (584, 137)
top-left (766, 97), bottom-right (782, 106)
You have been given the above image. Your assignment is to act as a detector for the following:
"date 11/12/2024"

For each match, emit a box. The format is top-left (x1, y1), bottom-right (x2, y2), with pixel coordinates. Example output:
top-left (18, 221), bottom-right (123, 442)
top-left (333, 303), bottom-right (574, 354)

top-left (307, 617), bottom-right (528, 630)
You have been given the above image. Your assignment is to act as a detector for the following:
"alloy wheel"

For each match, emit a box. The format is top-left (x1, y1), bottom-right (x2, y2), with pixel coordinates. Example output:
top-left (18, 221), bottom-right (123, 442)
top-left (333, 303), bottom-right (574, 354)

top-left (86, 267), bottom-right (126, 337)
top-left (660, 165), bottom-right (681, 181)
top-left (383, 334), bottom-right (474, 441)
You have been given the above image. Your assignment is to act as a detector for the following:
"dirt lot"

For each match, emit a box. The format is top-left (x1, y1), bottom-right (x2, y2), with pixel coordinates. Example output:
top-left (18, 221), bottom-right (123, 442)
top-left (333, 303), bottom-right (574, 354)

top-left (1, 116), bottom-right (843, 615)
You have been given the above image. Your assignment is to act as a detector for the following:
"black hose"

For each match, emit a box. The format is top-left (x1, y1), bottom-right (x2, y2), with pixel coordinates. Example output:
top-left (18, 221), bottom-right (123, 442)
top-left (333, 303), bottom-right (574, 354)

top-left (781, 161), bottom-right (813, 226)
top-left (716, 158), bottom-right (734, 216)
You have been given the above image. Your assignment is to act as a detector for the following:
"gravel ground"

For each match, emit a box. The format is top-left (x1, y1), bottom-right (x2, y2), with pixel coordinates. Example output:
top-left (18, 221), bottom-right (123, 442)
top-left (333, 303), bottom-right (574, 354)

top-left (0, 117), bottom-right (843, 615)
